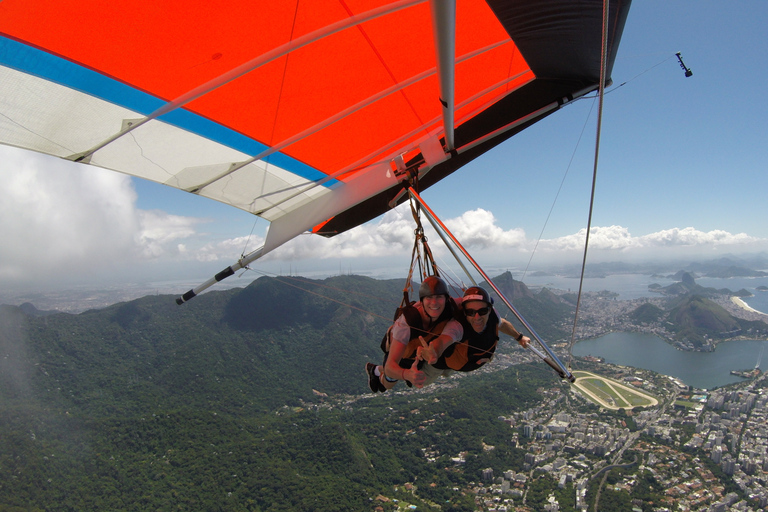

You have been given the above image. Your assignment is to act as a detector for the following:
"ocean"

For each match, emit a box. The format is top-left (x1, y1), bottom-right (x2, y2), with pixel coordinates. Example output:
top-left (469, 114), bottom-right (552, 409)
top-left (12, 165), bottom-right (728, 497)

top-left (521, 272), bottom-right (768, 312)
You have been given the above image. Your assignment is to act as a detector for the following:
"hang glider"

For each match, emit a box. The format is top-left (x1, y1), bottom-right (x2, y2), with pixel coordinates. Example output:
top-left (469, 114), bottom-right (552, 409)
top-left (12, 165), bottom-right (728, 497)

top-left (0, 0), bottom-right (631, 298)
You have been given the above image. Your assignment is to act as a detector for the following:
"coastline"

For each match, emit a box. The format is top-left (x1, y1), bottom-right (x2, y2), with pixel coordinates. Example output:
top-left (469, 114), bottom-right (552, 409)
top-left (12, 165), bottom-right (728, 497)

top-left (731, 296), bottom-right (767, 316)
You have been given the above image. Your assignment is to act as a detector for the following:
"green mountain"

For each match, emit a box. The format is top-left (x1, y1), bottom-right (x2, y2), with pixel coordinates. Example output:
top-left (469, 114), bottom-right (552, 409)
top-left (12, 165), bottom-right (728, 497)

top-left (629, 302), bottom-right (665, 324)
top-left (2, 275), bottom-right (411, 415)
top-left (645, 272), bottom-right (768, 348)
top-left (665, 295), bottom-right (767, 349)
top-left (703, 265), bottom-right (768, 278)
top-left (487, 271), bottom-right (572, 342)
top-left (654, 271), bottom-right (725, 297)
top-left (2, 273), bottom-right (567, 413)
top-left (0, 274), bottom-right (559, 511)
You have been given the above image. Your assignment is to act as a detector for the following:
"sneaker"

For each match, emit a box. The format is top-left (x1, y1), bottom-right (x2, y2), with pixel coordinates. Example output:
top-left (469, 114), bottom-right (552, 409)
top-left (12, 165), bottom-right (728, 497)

top-left (365, 362), bottom-right (385, 393)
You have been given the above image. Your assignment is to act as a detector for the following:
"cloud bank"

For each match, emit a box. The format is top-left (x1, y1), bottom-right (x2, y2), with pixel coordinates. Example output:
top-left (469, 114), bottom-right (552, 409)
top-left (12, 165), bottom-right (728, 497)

top-left (270, 213), bottom-right (768, 268)
top-left (534, 225), bottom-right (763, 256)
top-left (0, 150), bottom-right (203, 288)
top-left (2, 147), bottom-right (767, 291)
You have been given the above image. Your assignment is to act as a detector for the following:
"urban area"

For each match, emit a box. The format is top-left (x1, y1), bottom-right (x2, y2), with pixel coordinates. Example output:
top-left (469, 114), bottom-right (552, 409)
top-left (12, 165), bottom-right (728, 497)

top-left (367, 355), bottom-right (768, 512)
top-left (363, 291), bottom-right (768, 511)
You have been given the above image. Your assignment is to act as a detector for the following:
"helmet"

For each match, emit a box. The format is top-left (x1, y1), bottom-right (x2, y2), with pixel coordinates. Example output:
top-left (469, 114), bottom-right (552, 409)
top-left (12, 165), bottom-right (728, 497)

top-left (463, 286), bottom-right (492, 305)
top-left (419, 276), bottom-right (449, 300)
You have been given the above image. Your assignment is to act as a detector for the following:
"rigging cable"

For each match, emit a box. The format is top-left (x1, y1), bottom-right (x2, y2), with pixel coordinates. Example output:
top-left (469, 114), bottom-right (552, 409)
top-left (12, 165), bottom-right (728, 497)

top-left (566, 0), bottom-right (611, 370)
top-left (603, 53), bottom-right (684, 96)
top-left (520, 99), bottom-right (597, 283)
top-left (239, 217), bottom-right (262, 262)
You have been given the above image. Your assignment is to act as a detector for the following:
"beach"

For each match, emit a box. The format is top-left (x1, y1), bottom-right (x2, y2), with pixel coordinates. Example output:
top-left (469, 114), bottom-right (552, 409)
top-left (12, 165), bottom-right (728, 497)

top-left (732, 296), bottom-right (767, 316)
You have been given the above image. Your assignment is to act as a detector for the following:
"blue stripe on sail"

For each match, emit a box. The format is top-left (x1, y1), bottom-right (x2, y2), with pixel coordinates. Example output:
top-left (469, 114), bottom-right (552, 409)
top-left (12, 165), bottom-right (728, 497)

top-left (0, 36), bottom-right (333, 185)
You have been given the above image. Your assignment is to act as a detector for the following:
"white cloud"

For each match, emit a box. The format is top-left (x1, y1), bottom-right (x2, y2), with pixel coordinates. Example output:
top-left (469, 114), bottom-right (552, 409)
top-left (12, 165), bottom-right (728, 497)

top-left (255, 213), bottom-right (768, 276)
top-left (0, 148), bottom-right (206, 288)
top-left (444, 208), bottom-right (527, 249)
top-left (195, 235), bottom-right (265, 263)
top-left (136, 210), bottom-right (198, 258)
top-left (637, 227), bottom-right (759, 247)
top-left (262, 207), bottom-right (529, 264)
top-left (534, 225), bottom-right (640, 254)
top-left (536, 225), bottom-right (764, 254)
top-left (532, 225), bottom-right (768, 265)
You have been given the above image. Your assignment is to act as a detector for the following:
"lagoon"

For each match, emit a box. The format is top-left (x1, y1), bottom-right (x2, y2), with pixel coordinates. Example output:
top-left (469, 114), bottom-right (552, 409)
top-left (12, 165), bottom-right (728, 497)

top-left (523, 273), bottom-right (768, 388)
top-left (573, 332), bottom-right (768, 390)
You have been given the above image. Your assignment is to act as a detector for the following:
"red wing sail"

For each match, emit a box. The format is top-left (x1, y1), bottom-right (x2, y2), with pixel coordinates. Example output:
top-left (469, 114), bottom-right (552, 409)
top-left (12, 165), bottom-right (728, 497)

top-left (0, 0), bottom-right (630, 254)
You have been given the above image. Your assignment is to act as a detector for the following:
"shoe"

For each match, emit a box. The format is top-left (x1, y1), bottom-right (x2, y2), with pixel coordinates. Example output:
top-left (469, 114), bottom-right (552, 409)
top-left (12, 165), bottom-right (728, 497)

top-left (366, 362), bottom-right (385, 393)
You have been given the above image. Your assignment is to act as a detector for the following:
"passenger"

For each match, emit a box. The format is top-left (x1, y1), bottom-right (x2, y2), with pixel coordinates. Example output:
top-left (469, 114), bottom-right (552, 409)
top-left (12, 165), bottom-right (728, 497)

top-left (433, 286), bottom-right (529, 373)
top-left (365, 276), bottom-right (463, 392)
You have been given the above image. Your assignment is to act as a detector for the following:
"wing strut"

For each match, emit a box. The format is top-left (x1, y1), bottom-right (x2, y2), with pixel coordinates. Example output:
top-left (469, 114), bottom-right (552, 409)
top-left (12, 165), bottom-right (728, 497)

top-left (406, 186), bottom-right (575, 383)
top-left (430, 0), bottom-right (456, 152)
top-left (176, 246), bottom-right (265, 304)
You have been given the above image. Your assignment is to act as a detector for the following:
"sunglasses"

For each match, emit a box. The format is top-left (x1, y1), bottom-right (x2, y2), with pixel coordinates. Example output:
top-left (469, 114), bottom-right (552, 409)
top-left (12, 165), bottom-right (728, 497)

top-left (464, 306), bottom-right (490, 317)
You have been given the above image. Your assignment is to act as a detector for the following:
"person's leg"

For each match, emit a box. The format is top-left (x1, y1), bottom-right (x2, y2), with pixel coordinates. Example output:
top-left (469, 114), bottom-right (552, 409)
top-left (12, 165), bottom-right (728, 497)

top-left (421, 364), bottom-right (452, 386)
top-left (365, 362), bottom-right (386, 392)
top-left (377, 364), bottom-right (398, 390)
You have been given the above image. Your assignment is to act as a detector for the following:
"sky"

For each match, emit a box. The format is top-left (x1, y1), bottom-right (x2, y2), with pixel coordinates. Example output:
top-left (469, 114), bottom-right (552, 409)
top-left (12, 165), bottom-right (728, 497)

top-left (2, 1), bottom-right (768, 297)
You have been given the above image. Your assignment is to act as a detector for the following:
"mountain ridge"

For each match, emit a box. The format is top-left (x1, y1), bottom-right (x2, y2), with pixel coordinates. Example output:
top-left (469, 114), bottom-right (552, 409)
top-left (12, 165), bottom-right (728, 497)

top-left (2, 273), bottom-right (564, 415)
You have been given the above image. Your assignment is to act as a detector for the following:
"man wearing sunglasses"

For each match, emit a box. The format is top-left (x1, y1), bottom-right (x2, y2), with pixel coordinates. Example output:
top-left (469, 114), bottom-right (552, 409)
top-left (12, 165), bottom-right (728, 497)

top-left (432, 286), bottom-right (530, 373)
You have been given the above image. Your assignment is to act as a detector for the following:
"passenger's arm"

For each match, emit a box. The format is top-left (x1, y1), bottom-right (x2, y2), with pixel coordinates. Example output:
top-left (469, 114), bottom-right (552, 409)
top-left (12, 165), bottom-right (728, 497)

top-left (419, 320), bottom-right (463, 363)
top-left (499, 318), bottom-right (529, 347)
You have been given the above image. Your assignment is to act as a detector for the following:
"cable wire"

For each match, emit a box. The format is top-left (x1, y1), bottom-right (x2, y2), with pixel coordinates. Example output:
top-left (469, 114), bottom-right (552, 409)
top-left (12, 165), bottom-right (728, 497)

top-left (566, 0), bottom-right (611, 368)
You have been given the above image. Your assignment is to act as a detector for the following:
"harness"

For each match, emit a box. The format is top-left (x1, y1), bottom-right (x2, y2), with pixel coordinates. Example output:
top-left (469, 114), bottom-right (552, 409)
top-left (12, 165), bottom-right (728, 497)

top-left (433, 308), bottom-right (500, 372)
top-left (380, 299), bottom-right (454, 370)
top-left (378, 183), bottom-right (456, 379)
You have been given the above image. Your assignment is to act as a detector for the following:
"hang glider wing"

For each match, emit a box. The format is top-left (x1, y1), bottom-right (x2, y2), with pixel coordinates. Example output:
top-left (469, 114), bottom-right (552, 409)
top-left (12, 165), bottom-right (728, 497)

top-left (0, 0), bottom-right (630, 256)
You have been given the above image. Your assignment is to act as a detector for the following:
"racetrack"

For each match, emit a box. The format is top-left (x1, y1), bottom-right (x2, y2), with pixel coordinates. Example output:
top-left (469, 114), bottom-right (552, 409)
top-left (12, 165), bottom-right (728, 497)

top-left (571, 371), bottom-right (658, 410)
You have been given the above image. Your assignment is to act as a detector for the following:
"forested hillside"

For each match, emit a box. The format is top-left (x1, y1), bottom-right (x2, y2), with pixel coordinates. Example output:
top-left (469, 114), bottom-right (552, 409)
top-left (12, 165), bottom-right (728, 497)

top-left (0, 273), bottom-right (566, 511)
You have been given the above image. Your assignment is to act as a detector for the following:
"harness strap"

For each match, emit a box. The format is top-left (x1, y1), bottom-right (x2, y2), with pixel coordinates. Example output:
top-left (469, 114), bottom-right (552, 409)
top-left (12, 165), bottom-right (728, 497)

top-left (401, 317), bottom-right (451, 361)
